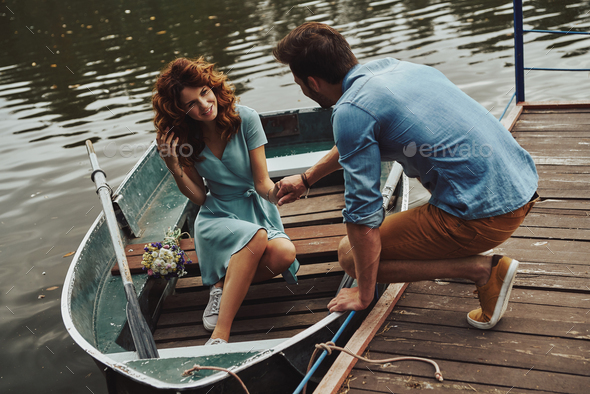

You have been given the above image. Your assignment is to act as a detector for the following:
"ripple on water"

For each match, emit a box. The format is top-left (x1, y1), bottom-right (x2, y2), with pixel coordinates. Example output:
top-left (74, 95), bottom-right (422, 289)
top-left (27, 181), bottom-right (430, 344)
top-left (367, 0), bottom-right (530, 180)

top-left (0, 1), bottom-right (588, 393)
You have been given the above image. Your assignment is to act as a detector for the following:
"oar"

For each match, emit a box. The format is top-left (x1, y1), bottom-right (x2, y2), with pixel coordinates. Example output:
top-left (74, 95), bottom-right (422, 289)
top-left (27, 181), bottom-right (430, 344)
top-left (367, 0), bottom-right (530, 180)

top-left (85, 140), bottom-right (159, 359)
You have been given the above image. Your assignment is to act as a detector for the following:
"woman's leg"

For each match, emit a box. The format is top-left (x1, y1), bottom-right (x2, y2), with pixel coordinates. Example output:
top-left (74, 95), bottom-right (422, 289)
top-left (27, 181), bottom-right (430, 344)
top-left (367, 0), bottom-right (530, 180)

top-left (252, 238), bottom-right (297, 283)
top-left (211, 229), bottom-right (268, 341)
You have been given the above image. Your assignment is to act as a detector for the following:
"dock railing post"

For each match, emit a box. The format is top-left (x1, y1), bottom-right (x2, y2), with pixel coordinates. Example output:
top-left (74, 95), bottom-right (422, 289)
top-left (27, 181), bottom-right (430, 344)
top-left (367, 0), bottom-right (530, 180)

top-left (513, 0), bottom-right (525, 103)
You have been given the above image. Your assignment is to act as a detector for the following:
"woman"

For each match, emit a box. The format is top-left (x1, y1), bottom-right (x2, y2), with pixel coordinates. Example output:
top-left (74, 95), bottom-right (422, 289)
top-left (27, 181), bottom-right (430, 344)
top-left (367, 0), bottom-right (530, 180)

top-left (152, 57), bottom-right (300, 345)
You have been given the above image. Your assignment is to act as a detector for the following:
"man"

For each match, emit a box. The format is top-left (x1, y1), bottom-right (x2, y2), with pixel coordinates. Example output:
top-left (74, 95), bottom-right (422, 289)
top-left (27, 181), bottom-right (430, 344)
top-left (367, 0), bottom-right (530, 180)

top-left (273, 22), bottom-right (538, 329)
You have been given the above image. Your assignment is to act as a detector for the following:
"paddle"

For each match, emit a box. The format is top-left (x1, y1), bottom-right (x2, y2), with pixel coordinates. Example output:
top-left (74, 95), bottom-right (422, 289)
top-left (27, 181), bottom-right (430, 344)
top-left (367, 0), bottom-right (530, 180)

top-left (85, 140), bottom-right (159, 359)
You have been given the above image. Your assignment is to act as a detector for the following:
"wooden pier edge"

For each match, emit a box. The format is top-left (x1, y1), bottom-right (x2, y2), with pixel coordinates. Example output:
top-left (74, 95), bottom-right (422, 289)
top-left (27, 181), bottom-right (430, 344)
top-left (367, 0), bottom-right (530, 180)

top-left (500, 104), bottom-right (523, 132)
top-left (313, 282), bottom-right (409, 394)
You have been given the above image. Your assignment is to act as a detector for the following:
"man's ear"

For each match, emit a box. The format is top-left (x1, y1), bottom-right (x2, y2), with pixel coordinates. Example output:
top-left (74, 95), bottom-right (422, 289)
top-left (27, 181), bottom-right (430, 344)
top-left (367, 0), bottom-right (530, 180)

top-left (307, 76), bottom-right (321, 93)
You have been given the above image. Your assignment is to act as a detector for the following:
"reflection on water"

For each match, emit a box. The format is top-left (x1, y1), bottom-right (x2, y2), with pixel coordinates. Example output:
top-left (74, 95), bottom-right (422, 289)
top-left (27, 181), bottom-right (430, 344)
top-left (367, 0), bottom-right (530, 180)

top-left (0, 0), bottom-right (588, 392)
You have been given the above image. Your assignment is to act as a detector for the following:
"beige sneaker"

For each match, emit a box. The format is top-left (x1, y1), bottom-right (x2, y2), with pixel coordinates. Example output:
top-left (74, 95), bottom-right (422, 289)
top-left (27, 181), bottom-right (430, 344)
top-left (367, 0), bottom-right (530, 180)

top-left (204, 337), bottom-right (228, 346)
top-left (203, 286), bottom-right (222, 332)
top-left (467, 255), bottom-right (519, 329)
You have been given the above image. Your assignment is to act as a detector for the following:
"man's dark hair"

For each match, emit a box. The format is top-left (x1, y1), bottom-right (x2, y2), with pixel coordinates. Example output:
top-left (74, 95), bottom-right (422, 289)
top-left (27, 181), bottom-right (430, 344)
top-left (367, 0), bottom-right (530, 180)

top-left (273, 22), bottom-right (358, 85)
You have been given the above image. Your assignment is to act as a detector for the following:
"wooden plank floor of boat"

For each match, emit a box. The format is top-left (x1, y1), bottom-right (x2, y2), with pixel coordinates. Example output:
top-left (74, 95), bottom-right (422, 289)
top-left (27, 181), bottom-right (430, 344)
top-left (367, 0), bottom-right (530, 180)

top-left (340, 104), bottom-right (590, 394)
top-left (151, 184), bottom-right (349, 349)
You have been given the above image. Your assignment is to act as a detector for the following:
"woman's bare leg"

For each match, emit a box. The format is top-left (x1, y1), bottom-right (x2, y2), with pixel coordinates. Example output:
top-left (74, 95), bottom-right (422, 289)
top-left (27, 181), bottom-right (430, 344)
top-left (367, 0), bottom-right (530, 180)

top-left (252, 238), bottom-right (297, 283)
top-left (211, 229), bottom-right (267, 341)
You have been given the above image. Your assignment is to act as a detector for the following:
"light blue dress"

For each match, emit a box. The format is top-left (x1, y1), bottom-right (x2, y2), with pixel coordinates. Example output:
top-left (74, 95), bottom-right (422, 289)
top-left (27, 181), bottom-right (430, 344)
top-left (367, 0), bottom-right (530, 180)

top-left (193, 105), bottom-right (299, 286)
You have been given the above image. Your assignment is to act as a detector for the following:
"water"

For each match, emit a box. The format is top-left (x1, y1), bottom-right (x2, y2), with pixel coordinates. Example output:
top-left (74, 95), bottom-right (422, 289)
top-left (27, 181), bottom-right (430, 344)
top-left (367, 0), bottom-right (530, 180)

top-left (0, 0), bottom-right (588, 392)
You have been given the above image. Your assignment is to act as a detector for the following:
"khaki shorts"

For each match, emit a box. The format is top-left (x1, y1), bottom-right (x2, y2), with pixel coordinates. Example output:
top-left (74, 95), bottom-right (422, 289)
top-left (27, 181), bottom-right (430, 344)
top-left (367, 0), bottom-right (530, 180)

top-left (379, 194), bottom-right (538, 260)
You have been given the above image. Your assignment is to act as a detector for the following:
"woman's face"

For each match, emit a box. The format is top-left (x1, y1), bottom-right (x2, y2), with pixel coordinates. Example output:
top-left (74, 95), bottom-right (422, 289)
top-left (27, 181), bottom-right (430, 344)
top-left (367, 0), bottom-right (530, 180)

top-left (179, 86), bottom-right (218, 123)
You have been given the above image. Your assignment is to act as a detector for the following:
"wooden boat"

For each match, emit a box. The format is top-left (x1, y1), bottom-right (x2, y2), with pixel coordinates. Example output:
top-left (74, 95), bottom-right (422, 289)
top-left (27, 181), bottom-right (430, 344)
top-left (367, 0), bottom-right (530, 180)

top-left (61, 107), bottom-right (409, 393)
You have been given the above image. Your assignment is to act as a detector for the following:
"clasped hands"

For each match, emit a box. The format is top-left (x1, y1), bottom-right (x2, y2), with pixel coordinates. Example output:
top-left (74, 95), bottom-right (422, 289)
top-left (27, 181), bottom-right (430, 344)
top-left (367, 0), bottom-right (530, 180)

top-left (274, 174), bottom-right (308, 206)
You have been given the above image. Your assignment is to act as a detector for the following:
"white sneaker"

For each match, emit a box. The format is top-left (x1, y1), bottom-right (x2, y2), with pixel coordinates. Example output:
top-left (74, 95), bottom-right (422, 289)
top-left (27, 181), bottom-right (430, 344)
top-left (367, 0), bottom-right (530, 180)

top-left (204, 337), bottom-right (228, 346)
top-left (203, 286), bottom-right (222, 332)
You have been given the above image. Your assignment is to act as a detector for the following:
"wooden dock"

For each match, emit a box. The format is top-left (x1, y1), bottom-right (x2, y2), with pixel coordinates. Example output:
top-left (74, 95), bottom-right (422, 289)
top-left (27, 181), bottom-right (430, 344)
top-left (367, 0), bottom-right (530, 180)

top-left (324, 103), bottom-right (590, 394)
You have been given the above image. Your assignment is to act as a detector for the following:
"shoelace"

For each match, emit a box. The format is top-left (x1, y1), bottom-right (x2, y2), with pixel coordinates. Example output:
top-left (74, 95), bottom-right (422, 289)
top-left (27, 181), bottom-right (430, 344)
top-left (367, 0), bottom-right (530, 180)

top-left (210, 290), bottom-right (222, 314)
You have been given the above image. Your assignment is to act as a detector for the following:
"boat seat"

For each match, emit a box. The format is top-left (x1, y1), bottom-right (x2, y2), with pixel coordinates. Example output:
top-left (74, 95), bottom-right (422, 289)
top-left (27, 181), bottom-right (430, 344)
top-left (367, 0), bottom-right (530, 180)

top-left (113, 185), bottom-right (347, 276)
top-left (114, 222), bottom-right (347, 277)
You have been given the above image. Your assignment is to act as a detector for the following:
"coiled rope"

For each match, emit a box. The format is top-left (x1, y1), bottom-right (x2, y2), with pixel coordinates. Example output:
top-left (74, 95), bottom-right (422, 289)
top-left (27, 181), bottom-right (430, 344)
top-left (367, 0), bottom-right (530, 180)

top-left (302, 341), bottom-right (443, 394)
top-left (182, 365), bottom-right (250, 394)
top-left (181, 340), bottom-right (443, 394)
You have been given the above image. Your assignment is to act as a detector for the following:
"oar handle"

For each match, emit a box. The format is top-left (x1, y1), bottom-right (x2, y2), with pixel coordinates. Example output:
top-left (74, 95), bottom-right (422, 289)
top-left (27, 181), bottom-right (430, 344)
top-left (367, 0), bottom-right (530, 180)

top-left (85, 140), bottom-right (133, 285)
top-left (85, 140), bottom-right (159, 359)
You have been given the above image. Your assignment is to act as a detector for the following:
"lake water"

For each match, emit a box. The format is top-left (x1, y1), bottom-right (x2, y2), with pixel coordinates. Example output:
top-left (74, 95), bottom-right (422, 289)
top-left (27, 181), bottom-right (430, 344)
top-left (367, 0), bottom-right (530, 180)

top-left (0, 0), bottom-right (588, 392)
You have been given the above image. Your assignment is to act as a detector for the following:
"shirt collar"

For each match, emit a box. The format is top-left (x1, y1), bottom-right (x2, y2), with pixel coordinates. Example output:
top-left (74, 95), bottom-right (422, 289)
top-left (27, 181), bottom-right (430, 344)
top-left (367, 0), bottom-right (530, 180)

top-left (341, 64), bottom-right (362, 94)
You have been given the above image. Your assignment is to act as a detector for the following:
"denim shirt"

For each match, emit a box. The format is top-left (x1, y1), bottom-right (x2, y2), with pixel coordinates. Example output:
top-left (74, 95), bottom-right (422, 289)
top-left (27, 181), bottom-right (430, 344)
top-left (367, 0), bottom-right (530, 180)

top-left (333, 58), bottom-right (538, 227)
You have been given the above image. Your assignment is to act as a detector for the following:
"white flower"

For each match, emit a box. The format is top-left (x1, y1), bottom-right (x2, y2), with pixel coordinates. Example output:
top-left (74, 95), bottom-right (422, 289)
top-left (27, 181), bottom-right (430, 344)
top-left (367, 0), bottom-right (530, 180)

top-left (151, 251), bottom-right (158, 258)
top-left (171, 262), bottom-right (176, 269)
top-left (160, 269), bottom-right (167, 275)
top-left (154, 258), bottom-right (164, 268)
top-left (159, 249), bottom-right (173, 260)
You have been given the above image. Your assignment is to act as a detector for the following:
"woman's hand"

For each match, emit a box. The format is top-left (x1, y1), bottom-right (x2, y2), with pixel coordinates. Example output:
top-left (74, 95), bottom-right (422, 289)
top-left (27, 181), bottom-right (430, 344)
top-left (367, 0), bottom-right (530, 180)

top-left (156, 128), bottom-right (181, 171)
top-left (270, 182), bottom-right (280, 204)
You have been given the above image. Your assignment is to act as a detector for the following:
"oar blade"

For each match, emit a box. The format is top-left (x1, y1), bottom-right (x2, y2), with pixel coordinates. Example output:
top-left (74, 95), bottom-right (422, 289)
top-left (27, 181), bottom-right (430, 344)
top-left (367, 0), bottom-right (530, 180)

top-left (125, 283), bottom-right (159, 359)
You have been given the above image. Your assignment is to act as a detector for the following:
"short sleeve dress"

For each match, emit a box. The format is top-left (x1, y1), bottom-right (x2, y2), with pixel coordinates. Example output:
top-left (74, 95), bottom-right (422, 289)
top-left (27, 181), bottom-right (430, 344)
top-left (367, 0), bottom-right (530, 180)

top-left (193, 105), bottom-right (300, 286)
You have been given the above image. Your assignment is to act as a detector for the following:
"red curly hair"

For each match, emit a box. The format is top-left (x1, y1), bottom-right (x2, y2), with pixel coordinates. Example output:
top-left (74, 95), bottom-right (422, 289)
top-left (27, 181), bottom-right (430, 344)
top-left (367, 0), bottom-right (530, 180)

top-left (152, 57), bottom-right (241, 166)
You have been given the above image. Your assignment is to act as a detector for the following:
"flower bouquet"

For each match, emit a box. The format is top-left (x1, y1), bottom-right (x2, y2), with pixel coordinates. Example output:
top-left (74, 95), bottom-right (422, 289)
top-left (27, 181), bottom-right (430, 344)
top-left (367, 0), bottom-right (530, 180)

top-left (141, 227), bottom-right (192, 279)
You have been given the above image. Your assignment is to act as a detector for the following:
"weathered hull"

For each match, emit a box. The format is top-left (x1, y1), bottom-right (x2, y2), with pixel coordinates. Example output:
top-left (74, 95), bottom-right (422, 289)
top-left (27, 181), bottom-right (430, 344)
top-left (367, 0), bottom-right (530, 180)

top-left (99, 309), bottom-right (376, 393)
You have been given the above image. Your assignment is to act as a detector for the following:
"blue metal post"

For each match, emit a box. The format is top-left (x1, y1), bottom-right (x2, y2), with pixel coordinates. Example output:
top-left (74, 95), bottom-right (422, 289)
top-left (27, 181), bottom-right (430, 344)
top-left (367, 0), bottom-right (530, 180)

top-left (513, 0), bottom-right (525, 102)
top-left (292, 311), bottom-right (356, 394)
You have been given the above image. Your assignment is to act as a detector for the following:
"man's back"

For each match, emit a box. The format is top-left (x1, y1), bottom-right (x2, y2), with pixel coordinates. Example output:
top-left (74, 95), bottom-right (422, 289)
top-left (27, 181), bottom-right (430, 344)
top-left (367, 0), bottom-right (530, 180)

top-left (333, 58), bottom-right (538, 220)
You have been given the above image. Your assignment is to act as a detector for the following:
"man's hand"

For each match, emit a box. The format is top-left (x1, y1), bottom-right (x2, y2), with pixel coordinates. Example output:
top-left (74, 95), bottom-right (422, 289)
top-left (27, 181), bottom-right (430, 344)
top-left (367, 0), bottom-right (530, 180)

top-left (276, 174), bottom-right (307, 206)
top-left (327, 287), bottom-right (372, 312)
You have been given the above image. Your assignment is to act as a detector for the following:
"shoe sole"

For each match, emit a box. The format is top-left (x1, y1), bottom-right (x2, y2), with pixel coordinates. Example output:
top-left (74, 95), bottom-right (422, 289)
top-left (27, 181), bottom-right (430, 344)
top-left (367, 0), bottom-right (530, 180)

top-left (467, 258), bottom-right (519, 330)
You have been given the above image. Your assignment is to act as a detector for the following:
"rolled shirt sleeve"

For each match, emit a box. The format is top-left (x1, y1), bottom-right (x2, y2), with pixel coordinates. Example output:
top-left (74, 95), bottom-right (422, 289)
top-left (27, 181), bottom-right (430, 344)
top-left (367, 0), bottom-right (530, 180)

top-left (333, 104), bottom-right (385, 228)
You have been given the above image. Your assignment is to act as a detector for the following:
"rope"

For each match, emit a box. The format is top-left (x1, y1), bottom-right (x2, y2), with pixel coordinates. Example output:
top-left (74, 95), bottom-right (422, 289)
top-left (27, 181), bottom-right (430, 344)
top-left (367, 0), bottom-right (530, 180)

top-left (182, 365), bottom-right (250, 393)
top-left (302, 341), bottom-right (443, 394)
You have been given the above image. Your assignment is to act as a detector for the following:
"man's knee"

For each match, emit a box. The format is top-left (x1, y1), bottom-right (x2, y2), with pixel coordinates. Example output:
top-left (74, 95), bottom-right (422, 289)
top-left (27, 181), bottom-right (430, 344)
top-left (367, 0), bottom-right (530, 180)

top-left (337, 236), bottom-right (356, 277)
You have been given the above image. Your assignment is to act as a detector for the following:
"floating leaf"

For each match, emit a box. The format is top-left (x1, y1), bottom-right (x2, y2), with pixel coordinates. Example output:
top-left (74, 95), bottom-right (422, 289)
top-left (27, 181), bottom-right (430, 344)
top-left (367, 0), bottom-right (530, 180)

top-left (63, 251), bottom-right (75, 257)
top-left (46, 286), bottom-right (59, 291)
top-left (156, 30), bottom-right (166, 35)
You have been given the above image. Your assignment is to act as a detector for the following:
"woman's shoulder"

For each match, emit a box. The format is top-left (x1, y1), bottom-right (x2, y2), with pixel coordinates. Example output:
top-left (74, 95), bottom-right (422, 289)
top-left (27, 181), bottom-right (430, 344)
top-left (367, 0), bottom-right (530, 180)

top-left (236, 104), bottom-right (259, 120)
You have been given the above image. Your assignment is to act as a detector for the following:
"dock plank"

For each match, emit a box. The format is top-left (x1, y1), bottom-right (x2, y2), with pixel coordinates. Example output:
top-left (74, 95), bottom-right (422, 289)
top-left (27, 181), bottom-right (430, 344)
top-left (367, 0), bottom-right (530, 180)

top-left (405, 281), bottom-right (590, 309)
top-left (368, 322), bottom-right (590, 375)
top-left (351, 356), bottom-right (588, 393)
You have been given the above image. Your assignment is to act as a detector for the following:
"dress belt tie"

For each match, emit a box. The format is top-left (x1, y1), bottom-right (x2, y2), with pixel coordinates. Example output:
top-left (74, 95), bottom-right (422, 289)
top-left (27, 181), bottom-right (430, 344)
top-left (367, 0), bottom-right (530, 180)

top-left (209, 188), bottom-right (275, 228)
